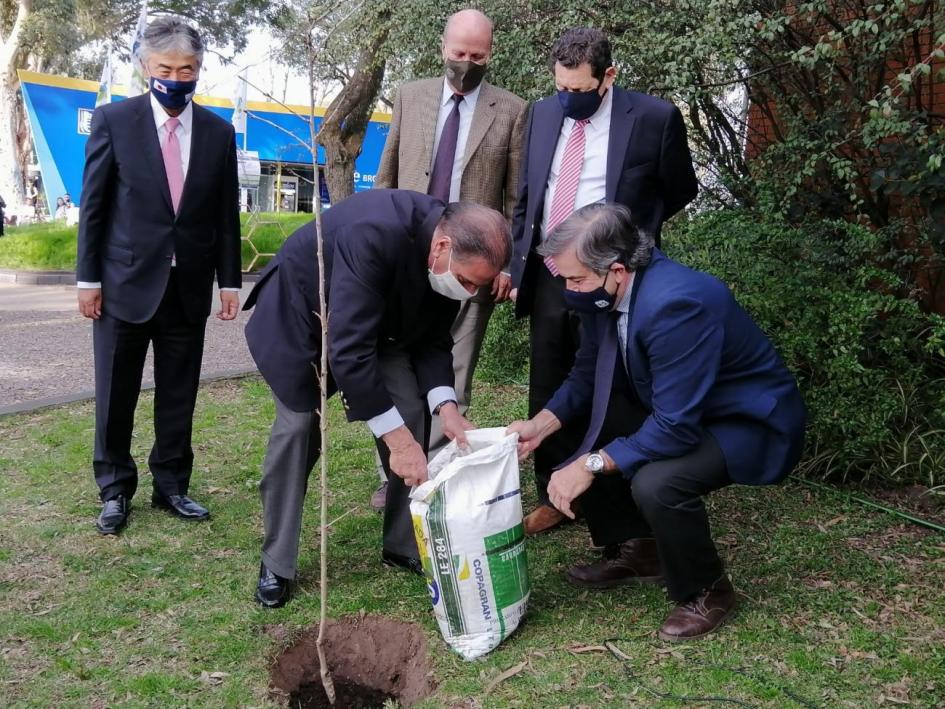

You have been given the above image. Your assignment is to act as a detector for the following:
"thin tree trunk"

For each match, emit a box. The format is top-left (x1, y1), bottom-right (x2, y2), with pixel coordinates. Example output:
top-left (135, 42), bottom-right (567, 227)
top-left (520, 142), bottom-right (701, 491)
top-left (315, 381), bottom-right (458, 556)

top-left (307, 30), bottom-right (336, 707)
top-left (0, 0), bottom-right (32, 205)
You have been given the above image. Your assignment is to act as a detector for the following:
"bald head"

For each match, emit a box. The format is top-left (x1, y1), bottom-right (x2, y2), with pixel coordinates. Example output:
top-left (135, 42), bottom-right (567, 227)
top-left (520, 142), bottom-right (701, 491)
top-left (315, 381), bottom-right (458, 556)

top-left (442, 9), bottom-right (493, 65)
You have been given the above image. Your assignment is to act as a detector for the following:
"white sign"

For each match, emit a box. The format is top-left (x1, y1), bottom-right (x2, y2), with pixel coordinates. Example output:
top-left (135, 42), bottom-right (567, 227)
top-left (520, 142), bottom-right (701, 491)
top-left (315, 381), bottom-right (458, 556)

top-left (77, 108), bottom-right (93, 135)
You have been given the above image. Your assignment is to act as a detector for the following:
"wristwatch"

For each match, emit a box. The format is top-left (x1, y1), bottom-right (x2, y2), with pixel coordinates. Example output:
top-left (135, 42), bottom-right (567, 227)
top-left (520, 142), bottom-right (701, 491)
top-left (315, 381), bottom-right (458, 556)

top-left (433, 399), bottom-right (457, 415)
top-left (584, 451), bottom-right (606, 475)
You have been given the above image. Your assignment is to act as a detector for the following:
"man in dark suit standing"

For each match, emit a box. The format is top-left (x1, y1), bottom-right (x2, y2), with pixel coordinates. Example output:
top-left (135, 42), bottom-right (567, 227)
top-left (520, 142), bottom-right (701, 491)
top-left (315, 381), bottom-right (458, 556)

top-left (372, 9), bottom-right (526, 510)
top-left (76, 16), bottom-right (241, 535)
top-left (510, 203), bottom-right (806, 640)
top-left (243, 189), bottom-right (510, 608)
top-left (510, 27), bottom-right (699, 535)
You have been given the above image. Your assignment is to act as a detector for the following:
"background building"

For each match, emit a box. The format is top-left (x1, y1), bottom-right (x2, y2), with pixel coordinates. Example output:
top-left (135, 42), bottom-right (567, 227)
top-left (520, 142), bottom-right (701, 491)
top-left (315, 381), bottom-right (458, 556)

top-left (17, 70), bottom-right (390, 215)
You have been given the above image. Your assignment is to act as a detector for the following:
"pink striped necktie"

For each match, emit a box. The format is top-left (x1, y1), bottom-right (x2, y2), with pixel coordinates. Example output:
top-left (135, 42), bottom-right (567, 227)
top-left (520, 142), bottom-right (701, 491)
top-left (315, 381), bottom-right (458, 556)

top-left (162, 117), bottom-right (184, 213)
top-left (543, 118), bottom-right (590, 276)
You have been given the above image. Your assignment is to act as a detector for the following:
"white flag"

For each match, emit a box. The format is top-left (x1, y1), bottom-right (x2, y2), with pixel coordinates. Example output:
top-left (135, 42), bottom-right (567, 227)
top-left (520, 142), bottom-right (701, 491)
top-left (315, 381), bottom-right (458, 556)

top-left (127, 0), bottom-right (149, 96)
top-left (95, 53), bottom-right (112, 107)
top-left (232, 72), bottom-right (248, 134)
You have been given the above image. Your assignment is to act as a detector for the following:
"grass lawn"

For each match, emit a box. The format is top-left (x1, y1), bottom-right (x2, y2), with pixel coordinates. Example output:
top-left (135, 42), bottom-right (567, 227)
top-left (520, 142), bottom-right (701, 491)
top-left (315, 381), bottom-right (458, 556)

top-left (0, 377), bottom-right (943, 707)
top-left (0, 212), bottom-right (309, 272)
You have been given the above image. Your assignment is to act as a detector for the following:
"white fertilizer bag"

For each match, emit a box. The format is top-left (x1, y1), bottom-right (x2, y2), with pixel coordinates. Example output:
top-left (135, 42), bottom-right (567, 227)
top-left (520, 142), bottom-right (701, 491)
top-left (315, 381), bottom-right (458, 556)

top-left (410, 427), bottom-right (530, 661)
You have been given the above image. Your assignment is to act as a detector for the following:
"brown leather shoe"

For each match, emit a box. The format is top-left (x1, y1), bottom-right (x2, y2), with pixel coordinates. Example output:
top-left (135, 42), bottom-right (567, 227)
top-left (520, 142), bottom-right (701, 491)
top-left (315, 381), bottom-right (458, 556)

top-left (370, 481), bottom-right (388, 512)
top-left (658, 575), bottom-right (736, 642)
top-left (523, 504), bottom-right (567, 535)
top-left (566, 538), bottom-right (664, 588)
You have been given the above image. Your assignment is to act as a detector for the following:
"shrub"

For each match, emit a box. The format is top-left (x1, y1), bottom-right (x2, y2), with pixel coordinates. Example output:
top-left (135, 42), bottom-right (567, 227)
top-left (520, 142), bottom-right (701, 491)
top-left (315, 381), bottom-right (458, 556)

top-left (476, 300), bottom-right (529, 386)
top-left (666, 209), bottom-right (945, 486)
top-left (0, 213), bottom-right (307, 272)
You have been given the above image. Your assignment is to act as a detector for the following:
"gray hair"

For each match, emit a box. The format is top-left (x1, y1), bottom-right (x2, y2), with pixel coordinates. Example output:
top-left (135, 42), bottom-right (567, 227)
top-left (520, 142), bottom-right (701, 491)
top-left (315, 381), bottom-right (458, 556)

top-left (141, 16), bottom-right (205, 66)
top-left (537, 203), bottom-right (654, 274)
top-left (439, 202), bottom-right (511, 272)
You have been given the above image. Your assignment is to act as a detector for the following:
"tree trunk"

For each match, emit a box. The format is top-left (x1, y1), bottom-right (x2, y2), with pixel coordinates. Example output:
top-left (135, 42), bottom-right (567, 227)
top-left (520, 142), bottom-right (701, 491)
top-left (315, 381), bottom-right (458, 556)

top-left (317, 29), bottom-right (388, 202)
top-left (0, 0), bottom-right (32, 206)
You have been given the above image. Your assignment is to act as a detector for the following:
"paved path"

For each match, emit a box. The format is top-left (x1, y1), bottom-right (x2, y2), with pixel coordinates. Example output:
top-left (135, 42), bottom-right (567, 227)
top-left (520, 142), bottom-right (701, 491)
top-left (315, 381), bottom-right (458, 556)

top-left (0, 282), bottom-right (258, 413)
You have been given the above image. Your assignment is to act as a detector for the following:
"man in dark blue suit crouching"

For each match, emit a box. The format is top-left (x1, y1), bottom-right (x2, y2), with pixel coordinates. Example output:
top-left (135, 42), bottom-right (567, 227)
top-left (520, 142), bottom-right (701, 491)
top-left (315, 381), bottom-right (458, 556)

top-left (509, 203), bottom-right (806, 641)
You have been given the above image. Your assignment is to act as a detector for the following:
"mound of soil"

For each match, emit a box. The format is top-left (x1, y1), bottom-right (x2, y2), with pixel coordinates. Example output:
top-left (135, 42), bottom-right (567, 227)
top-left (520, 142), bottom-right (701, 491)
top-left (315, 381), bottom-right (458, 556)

top-left (270, 615), bottom-right (433, 708)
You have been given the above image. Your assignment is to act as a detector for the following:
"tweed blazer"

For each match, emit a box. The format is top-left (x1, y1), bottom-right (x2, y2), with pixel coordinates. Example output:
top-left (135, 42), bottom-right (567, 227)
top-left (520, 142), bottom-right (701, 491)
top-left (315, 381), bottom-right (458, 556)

top-left (375, 77), bottom-right (527, 219)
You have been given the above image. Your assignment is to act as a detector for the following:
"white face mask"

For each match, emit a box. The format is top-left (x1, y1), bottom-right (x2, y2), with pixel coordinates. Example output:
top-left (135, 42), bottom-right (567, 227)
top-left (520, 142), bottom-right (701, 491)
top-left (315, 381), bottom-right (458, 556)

top-left (428, 247), bottom-right (475, 301)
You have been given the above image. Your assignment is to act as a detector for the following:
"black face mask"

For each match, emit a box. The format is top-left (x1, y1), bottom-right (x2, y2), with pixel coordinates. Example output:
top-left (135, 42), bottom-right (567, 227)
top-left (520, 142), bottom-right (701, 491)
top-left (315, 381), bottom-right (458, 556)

top-left (557, 85), bottom-right (605, 120)
top-left (445, 59), bottom-right (487, 93)
top-left (561, 271), bottom-right (617, 313)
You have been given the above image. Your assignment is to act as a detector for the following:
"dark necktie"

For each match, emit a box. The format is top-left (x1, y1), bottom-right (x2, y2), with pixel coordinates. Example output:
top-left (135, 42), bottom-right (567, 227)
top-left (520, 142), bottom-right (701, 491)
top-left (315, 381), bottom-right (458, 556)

top-left (568, 313), bottom-right (621, 465)
top-left (428, 94), bottom-right (463, 202)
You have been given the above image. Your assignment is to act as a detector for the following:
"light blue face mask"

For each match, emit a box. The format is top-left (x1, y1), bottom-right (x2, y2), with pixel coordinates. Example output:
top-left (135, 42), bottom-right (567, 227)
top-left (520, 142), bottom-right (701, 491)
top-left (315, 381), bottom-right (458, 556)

top-left (428, 247), bottom-right (475, 301)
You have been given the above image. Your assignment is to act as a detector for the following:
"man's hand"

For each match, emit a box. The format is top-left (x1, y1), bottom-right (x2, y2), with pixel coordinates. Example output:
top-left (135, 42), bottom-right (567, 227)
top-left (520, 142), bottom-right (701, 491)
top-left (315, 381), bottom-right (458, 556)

top-left (78, 288), bottom-right (102, 320)
top-left (382, 425), bottom-right (428, 487)
top-left (491, 273), bottom-right (512, 303)
top-left (438, 402), bottom-right (476, 449)
top-left (506, 409), bottom-right (561, 460)
top-left (509, 288), bottom-right (518, 303)
top-left (217, 290), bottom-right (240, 321)
top-left (547, 456), bottom-right (595, 520)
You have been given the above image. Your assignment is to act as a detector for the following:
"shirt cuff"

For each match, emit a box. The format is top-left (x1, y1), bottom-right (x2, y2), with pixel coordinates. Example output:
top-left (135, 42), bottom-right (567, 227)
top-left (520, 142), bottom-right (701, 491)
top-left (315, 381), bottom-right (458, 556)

top-left (76, 281), bottom-right (101, 289)
top-left (220, 287), bottom-right (240, 292)
top-left (427, 386), bottom-right (458, 414)
top-left (366, 406), bottom-right (406, 437)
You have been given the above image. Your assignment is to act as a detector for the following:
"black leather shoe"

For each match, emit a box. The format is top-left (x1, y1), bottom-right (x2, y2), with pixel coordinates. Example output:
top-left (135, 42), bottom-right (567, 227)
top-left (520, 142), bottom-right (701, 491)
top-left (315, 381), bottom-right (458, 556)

top-left (381, 550), bottom-right (423, 575)
top-left (151, 493), bottom-right (209, 520)
top-left (96, 495), bottom-right (130, 535)
top-left (255, 563), bottom-right (291, 608)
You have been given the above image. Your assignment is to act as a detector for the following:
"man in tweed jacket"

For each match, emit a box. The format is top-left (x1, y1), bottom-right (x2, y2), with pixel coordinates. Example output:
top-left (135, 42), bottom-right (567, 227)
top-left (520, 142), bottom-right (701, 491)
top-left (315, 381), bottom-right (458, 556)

top-left (373, 8), bottom-right (527, 507)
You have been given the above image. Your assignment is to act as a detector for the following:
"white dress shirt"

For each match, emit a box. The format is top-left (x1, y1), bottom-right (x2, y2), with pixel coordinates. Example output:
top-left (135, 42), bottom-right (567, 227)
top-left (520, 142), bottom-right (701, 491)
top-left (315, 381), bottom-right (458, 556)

top-left (540, 87), bottom-right (613, 239)
top-left (365, 385), bottom-right (459, 438)
top-left (151, 92), bottom-right (194, 179)
top-left (615, 271), bottom-right (636, 372)
top-left (430, 78), bottom-right (481, 202)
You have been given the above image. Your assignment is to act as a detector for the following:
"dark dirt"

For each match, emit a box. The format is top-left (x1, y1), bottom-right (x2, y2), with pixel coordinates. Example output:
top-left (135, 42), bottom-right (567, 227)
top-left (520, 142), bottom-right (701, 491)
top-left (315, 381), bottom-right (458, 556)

top-left (292, 680), bottom-right (394, 709)
top-left (269, 615), bottom-right (433, 707)
top-left (868, 484), bottom-right (945, 528)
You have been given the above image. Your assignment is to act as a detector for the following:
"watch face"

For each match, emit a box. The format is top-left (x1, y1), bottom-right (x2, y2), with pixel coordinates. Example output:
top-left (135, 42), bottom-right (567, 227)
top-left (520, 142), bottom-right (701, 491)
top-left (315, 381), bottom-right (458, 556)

top-left (586, 453), bottom-right (604, 473)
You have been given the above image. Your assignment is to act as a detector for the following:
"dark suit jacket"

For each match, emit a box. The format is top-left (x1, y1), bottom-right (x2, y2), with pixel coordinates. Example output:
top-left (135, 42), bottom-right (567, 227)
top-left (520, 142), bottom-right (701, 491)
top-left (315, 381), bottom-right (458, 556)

top-left (243, 189), bottom-right (459, 416)
top-left (510, 87), bottom-right (698, 316)
top-left (545, 250), bottom-right (806, 485)
top-left (76, 94), bottom-right (241, 324)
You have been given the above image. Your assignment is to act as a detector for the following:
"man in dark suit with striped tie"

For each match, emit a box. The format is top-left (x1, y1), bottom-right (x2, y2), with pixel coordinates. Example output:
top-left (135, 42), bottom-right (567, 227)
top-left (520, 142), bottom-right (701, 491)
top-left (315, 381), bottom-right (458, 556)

top-left (76, 16), bottom-right (241, 535)
top-left (509, 27), bottom-right (699, 535)
top-left (509, 203), bottom-right (806, 641)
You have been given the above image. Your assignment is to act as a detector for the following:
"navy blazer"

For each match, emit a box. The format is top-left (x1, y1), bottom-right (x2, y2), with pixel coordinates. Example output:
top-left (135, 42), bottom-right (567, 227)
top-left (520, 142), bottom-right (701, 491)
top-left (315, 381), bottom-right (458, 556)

top-left (545, 250), bottom-right (806, 485)
top-left (244, 190), bottom-right (459, 417)
top-left (510, 87), bottom-right (698, 317)
top-left (76, 94), bottom-right (241, 324)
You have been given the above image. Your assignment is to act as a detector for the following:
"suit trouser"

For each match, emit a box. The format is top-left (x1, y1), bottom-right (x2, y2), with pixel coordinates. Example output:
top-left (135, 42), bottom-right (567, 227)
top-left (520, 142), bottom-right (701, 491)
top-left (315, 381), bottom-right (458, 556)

top-left (578, 434), bottom-right (731, 602)
top-left (92, 272), bottom-right (206, 501)
top-left (261, 347), bottom-right (428, 580)
top-left (375, 292), bottom-right (494, 479)
top-left (529, 266), bottom-right (586, 504)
